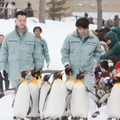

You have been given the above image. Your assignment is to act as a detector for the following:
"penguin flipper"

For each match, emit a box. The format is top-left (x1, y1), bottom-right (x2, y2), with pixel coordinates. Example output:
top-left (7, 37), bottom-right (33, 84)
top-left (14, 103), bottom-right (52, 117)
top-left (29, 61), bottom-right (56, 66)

top-left (98, 91), bottom-right (110, 105)
top-left (0, 88), bottom-right (16, 99)
top-left (87, 90), bottom-right (99, 103)
top-left (64, 89), bottom-right (72, 114)
top-left (27, 95), bottom-right (33, 115)
top-left (42, 85), bottom-right (51, 111)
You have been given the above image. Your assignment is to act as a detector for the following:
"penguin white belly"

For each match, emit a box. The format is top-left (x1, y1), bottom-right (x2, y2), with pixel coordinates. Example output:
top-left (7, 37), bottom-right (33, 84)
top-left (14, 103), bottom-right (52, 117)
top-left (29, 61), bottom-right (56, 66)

top-left (39, 82), bottom-right (50, 119)
top-left (37, 79), bottom-right (43, 89)
top-left (65, 80), bottom-right (74, 91)
top-left (13, 82), bottom-right (30, 118)
top-left (44, 80), bottom-right (67, 119)
top-left (107, 84), bottom-right (120, 118)
top-left (27, 83), bottom-right (39, 117)
top-left (71, 83), bottom-right (89, 118)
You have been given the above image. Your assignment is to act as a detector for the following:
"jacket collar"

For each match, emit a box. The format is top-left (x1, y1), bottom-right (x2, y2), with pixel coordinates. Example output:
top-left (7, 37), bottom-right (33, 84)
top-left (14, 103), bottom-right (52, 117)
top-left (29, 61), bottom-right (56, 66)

top-left (73, 29), bottom-right (94, 38)
top-left (15, 25), bottom-right (28, 37)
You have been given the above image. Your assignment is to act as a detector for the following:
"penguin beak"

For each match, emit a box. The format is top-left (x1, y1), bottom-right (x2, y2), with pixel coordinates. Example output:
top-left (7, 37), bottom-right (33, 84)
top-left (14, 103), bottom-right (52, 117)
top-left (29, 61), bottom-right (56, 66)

top-left (81, 73), bottom-right (85, 76)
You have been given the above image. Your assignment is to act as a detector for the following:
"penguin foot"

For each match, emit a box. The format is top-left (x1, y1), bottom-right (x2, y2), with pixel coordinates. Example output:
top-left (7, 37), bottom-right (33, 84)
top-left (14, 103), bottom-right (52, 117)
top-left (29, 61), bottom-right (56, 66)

top-left (54, 118), bottom-right (60, 120)
top-left (41, 118), bottom-right (46, 120)
top-left (21, 118), bottom-right (25, 120)
top-left (91, 111), bottom-right (100, 118)
top-left (13, 116), bottom-right (17, 120)
top-left (107, 118), bottom-right (112, 120)
top-left (61, 116), bottom-right (68, 120)
top-left (71, 117), bottom-right (80, 120)
top-left (83, 118), bottom-right (88, 120)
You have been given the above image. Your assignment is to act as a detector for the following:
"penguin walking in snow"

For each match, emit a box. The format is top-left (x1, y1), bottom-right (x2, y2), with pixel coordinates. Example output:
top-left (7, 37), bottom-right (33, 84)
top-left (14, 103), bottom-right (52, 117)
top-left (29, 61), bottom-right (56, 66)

top-left (70, 70), bottom-right (99, 120)
top-left (26, 69), bottom-right (42, 120)
top-left (39, 74), bottom-right (51, 120)
top-left (13, 71), bottom-right (32, 120)
top-left (62, 69), bottom-right (74, 119)
top-left (44, 72), bottom-right (68, 120)
top-left (98, 77), bottom-right (120, 120)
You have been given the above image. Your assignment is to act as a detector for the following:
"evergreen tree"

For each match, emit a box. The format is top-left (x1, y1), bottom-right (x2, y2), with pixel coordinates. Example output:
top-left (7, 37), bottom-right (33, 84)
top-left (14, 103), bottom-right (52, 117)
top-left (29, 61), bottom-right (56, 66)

top-left (46, 0), bottom-right (69, 20)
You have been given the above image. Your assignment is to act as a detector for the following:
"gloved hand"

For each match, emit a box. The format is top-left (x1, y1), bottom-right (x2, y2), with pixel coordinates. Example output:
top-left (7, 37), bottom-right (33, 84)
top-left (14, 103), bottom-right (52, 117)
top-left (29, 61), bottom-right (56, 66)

top-left (0, 70), bottom-right (8, 80)
top-left (65, 64), bottom-right (73, 75)
top-left (47, 62), bottom-right (50, 68)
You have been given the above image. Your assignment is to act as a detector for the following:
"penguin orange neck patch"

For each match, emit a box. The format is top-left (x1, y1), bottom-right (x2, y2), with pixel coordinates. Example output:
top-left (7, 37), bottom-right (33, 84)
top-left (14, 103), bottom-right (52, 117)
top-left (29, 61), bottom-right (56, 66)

top-left (29, 78), bottom-right (38, 84)
top-left (75, 79), bottom-right (83, 84)
top-left (22, 79), bottom-right (27, 83)
top-left (67, 75), bottom-right (73, 81)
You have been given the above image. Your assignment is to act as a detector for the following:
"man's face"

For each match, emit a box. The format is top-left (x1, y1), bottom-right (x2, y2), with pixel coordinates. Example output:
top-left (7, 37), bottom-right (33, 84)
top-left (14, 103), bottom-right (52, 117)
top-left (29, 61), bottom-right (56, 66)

top-left (106, 39), bottom-right (111, 45)
top-left (0, 36), bottom-right (4, 43)
top-left (15, 15), bottom-right (27, 29)
top-left (77, 27), bottom-right (88, 36)
top-left (34, 28), bottom-right (41, 38)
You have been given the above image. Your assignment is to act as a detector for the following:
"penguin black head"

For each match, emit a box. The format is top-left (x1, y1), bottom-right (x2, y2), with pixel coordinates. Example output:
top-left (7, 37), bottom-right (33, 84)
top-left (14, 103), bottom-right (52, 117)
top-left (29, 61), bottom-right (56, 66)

top-left (65, 66), bottom-right (73, 75)
top-left (53, 71), bottom-right (62, 80)
top-left (30, 69), bottom-right (42, 79)
top-left (43, 75), bottom-right (51, 82)
top-left (20, 71), bottom-right (29, 78)
top-left (76, 70), bottom-right (85, 80)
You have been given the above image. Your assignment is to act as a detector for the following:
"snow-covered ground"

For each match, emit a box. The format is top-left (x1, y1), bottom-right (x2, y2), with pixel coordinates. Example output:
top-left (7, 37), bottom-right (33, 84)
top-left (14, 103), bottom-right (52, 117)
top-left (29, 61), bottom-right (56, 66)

top-left (0, 18), bottom-right (108, 120)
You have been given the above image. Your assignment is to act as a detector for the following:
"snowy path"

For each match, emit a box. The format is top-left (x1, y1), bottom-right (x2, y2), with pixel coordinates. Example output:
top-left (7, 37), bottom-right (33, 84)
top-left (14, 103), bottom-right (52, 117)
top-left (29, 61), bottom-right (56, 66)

top-left (0, 94), bottom-right (108, 120)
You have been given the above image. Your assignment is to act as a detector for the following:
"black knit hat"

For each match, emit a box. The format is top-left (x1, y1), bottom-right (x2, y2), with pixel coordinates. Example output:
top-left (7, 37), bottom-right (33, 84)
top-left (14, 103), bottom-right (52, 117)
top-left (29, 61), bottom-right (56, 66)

top-left (108, 55), bottom-right (118, 66)
top-left (100, 60), bottom-right (109, 71)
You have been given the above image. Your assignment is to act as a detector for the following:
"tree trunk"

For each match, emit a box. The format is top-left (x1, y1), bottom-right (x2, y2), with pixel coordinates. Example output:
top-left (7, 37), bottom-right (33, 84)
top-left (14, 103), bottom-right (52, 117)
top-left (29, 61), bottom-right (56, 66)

top-left (97, 0), bottom-right (102, 29)
top-left (52, 0), bottom-right (55, 20)
top-left (39, 0), bottom-right (45, 23)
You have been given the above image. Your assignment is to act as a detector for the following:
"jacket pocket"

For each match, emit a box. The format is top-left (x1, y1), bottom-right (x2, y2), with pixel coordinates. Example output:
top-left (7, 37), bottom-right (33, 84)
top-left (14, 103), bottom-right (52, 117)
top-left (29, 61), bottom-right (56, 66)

top-left (8, 53), bottom-right (18, 62)
top-left (8, 40), bottom-right (18, 53)
top-left (86, 42), bottom-right (97, 54)
top-left (25, 41), bottom-right (34, 53)
top-left (70, 41), bottom-right (80, 53)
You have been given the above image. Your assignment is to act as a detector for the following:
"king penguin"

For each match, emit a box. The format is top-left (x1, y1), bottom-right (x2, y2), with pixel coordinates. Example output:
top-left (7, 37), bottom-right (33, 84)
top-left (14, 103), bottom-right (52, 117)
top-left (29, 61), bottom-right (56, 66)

top-left (26, 69), bottom-right (41, 120)
top-left (63, 70), bottom-right (75, 119)
top-left (70, 70), bottom-right (99, 120)
top-left (98, 77), bottom-right (120, 120)
top-left (13, 71), bottom-right (32, 120)
top-left (44, 72), bottom-right (68, 120)
top-left (39, 74), bottom-right (51, 120)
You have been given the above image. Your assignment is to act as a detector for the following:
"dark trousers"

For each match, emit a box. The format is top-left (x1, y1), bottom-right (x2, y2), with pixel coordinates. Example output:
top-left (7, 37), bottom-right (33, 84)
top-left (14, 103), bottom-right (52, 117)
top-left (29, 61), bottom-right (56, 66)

top-left (0, 73), bottom-right (9, 92)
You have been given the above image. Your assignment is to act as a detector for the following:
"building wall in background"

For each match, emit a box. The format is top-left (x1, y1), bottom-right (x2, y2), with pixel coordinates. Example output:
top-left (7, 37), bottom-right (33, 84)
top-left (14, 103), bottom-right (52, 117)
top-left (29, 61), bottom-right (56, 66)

top-left (7, 0), bottom-right (120, 18)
